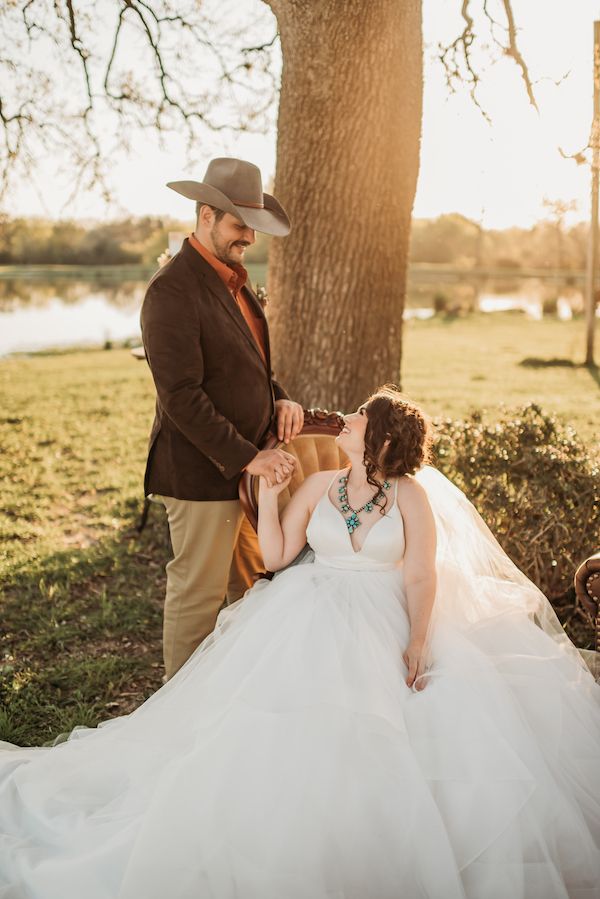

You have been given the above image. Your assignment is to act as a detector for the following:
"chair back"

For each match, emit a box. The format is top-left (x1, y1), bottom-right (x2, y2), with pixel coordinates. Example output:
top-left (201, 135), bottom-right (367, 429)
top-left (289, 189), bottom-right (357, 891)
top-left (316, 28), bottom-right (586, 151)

top-left (239, 409), bottom-right (348, 530)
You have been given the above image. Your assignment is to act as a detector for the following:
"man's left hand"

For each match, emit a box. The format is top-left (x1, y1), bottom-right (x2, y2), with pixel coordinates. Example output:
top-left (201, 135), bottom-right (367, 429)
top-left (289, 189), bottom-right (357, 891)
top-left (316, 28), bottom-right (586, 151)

top-left (274, 400), bottom-right (304, 444)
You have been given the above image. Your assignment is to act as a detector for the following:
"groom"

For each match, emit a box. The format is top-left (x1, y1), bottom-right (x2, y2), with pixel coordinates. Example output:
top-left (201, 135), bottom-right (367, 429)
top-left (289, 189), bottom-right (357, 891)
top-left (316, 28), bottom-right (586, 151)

top-left (141, 157), bottom-right (303, 679)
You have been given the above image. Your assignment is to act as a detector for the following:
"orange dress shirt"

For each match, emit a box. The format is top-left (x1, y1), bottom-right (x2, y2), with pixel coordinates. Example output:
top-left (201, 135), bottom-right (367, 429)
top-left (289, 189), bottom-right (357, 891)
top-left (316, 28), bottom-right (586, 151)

top-left (189, 233), bottom-right (267, 366)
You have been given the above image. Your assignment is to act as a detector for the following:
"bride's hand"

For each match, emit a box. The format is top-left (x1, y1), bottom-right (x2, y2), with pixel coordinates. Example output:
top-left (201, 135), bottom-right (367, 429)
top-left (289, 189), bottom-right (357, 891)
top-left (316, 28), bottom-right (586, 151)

top-left (403, 640), bottom-right (429, 691)
top-left (258, 471), bottom-right (293, 497)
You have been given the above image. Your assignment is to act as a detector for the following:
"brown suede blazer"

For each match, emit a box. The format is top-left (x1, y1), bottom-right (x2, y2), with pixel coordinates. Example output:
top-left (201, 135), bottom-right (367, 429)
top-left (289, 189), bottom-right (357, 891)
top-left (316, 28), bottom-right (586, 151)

top-left (141, 238), bottom-right (288, 501)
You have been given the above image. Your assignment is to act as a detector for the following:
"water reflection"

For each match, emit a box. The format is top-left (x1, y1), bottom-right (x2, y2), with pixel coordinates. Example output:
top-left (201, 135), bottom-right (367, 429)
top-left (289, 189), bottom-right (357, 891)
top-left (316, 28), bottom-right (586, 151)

top-left (0, 275), bottom-right (148, 355)
top-left (0, 267), bottom-right (591, 357)
top-left (0, 276), bottom-right (147, 313)
top-left (406, 270), bottom-right (586, 319)
top-left (1, 295), bottom-right (143, 355)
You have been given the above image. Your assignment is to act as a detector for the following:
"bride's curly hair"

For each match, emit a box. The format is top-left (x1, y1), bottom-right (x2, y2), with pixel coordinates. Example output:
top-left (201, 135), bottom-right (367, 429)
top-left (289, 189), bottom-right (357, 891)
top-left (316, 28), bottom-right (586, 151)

top-left (362, 385), bottom-right (433, 511)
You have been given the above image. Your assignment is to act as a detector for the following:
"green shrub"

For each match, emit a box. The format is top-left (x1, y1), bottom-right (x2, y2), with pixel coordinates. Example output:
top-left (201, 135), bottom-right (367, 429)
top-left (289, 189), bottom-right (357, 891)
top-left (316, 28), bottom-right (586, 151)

top-left (433, 404), bottom-right (600, 649)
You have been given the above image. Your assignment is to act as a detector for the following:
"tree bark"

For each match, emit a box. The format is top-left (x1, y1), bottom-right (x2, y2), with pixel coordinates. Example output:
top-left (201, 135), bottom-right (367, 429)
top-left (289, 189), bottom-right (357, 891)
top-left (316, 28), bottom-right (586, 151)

top-left (265, 0), bottom-right (423, 411)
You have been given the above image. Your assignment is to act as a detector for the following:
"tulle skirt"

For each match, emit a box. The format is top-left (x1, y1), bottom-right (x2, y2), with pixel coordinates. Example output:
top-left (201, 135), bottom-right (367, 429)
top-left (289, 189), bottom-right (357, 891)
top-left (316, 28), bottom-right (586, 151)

top-left (1, 561), bottom-right (599, 899)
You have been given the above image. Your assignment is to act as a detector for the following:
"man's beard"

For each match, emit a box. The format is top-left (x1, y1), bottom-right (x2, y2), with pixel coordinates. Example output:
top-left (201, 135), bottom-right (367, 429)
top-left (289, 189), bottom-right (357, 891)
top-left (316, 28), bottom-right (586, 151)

top-left (210, 224), bottom-right (247, 266)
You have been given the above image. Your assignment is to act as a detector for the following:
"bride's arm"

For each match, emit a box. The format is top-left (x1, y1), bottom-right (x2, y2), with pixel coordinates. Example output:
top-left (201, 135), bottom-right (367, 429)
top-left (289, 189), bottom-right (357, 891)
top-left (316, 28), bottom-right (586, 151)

top-left (258, 471), bottom-right (333, 572)
top-left (397, 477), bottom-right (437, 690)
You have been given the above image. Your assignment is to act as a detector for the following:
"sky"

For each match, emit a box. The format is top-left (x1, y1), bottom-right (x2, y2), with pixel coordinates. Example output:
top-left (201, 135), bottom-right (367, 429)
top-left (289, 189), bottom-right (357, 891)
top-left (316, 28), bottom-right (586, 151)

top-left (7, 0), bottom-right (600, 230)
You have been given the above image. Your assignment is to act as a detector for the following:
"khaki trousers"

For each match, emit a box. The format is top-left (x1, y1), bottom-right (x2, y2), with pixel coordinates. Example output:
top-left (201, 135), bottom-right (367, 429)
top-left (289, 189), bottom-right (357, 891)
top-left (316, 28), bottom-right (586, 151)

top-left (160, 497), bottom-right (263, 680)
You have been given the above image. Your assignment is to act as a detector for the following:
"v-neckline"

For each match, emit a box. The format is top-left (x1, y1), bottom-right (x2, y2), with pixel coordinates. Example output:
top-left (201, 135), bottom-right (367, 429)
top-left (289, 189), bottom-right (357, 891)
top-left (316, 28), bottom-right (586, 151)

top-left (326, 476), bottom-right (396, 556)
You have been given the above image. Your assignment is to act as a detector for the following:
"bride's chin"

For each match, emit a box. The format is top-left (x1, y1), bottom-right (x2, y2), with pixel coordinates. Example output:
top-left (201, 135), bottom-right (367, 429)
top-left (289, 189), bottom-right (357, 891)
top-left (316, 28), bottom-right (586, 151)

top-left (335, 433), bottom-right (360, 456)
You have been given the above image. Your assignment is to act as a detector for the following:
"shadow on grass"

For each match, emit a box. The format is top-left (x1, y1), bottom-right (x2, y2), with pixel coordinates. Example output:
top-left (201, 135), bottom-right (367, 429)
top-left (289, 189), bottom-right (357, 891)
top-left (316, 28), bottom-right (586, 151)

top-left (585, 363), bottom-right (600, 389)
top-left (519, 357), bottom-right (600, 391)
top-left (0, 501), bottom-right (169, 746)
top-left (519, 357), bottom-right (577, 368)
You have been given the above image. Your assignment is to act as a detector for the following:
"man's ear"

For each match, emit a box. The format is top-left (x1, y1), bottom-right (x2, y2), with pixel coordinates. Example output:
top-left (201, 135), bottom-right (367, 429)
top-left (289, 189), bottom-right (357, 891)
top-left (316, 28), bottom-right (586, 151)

top-left (198, 204), bottom-right (214, 228)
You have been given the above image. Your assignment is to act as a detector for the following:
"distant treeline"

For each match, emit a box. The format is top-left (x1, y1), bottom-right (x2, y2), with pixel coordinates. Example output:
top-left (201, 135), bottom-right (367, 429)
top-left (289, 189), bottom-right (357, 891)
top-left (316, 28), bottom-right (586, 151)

top-left (0, 215), bottom-right (272, 268)
top-left (410, 214), bottom-right (588, 271)
top-left (0, 212), bottom-right (589, 270)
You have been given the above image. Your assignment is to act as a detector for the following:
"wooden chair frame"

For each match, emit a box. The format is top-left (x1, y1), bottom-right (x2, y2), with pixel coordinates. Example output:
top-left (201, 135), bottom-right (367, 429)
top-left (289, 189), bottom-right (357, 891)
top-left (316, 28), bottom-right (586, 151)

top-left (574, 553), bottom-right (600, 653)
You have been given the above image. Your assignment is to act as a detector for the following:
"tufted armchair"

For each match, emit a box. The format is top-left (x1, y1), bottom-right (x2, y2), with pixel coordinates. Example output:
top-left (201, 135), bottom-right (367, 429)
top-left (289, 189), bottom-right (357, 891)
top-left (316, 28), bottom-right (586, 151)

top-left (574, 552), bottom-right (600, 654)
top-left (239, 408), bottom-right (347, 531)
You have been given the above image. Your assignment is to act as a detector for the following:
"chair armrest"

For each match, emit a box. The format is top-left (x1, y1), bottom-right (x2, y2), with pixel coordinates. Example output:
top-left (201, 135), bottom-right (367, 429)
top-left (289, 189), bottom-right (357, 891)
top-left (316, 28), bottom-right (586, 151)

top-left (574, 552), bottom-right (600, 653)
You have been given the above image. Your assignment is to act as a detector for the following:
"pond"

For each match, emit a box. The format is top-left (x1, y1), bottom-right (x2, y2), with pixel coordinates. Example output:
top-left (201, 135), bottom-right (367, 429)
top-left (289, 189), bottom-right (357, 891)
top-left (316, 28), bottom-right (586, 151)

top-left (0, 263), bottom-right (590, 356)
top-left (403, 265), bottom-right (586, 322)
top-left (0, 271), bottom-right (153, 356)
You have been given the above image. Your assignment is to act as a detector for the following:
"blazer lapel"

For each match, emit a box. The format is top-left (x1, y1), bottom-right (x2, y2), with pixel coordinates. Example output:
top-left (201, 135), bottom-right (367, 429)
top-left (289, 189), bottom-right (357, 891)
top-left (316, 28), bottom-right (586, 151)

top-left (207, 273), bottom-right (266, 366)
top-left (182, 239), bottom-right (268, 369)
top-left (243, 281), bottom-right (272, 370)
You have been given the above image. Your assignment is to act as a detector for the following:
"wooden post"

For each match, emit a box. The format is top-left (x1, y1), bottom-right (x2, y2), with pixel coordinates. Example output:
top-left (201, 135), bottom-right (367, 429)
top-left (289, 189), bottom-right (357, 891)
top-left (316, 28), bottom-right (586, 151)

top-left (585, 21), bottom-right (600, 367)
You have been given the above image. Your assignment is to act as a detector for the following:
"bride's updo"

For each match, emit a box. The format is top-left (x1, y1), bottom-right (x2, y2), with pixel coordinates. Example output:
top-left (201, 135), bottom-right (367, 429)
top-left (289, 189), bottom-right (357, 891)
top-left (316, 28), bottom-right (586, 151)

top-left (363, 385), bottom-right (433, 491)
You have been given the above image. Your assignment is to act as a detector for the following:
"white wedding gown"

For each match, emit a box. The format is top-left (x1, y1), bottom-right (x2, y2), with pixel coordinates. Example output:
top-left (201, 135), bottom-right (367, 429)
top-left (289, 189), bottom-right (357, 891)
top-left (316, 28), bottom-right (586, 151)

top-left (1, 469), bottom-right (599, 899)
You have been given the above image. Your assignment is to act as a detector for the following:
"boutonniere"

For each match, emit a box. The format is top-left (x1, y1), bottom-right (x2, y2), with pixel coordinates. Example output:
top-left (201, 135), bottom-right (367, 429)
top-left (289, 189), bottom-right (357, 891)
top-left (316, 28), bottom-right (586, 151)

top-left (255, 285), bottom-right (268, 308)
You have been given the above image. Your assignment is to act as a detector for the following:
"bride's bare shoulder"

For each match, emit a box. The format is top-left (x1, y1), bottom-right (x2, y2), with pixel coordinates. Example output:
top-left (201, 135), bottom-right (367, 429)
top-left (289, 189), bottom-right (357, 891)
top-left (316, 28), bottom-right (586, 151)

top-left (284, 469), bottom-right (340, 516)
top-left (302, 469), bottom-right (340, 489)
top-left (395, 474), bottom-right (429, 511)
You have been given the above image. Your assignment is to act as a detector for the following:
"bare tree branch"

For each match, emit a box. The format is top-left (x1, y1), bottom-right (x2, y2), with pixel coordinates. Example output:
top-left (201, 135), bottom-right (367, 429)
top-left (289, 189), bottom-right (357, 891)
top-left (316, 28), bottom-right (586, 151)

top-left (0, 0), bottom-right (545, 210)
top-left (64, 0), bottom-right (93, 113)
top-left (240, 32), bottom-right (279, 55)
top-left (103, 8), bottom-right (127, 97)
top-left (482, 0), bottom-right (504, 35)
top-left (439, 0), bottom-right (491, 124)
top-left (439, 0), bottom-right (538, 122)
top-left (499, 0), bottom-right (538, 111)
top-left (0, 0), bottom-right (280, 207)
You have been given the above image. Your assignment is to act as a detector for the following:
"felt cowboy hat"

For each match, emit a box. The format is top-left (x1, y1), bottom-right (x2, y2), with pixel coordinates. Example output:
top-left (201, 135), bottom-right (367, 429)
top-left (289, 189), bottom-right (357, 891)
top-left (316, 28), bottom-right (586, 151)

top-left (167, 157), bottom-right (291, 237)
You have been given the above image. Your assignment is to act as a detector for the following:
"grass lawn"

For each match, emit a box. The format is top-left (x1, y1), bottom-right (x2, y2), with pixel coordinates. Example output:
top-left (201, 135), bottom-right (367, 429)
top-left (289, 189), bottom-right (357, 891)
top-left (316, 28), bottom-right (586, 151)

top-left (403, 313), bottom-right (599, 442)
top-left (0, 351), bottom-right (166, 745)
top-left (0, 312), bottom-right (597, 745)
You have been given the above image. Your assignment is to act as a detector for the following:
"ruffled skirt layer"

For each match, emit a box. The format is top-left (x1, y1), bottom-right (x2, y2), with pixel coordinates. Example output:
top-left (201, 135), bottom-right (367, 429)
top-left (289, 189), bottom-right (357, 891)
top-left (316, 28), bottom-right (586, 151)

top-left (1, 563), bottom-right (599, 898)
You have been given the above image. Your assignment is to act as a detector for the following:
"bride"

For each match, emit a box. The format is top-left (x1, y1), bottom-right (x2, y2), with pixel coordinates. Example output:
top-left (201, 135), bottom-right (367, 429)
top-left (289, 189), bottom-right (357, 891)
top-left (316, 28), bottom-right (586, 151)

top-left (1, 385), bottom-right (599, 899)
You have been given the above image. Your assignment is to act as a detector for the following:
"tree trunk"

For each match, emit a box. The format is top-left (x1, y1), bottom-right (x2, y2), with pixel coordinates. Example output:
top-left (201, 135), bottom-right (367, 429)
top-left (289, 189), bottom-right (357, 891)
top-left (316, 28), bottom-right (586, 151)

top-left (265, 0), bottom-right (423, 412)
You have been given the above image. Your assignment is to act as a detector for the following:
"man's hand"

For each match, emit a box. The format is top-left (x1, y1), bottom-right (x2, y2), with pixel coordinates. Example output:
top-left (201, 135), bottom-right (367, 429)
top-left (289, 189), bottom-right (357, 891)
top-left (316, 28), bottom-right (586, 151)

top-left (275, 400), bottom-right (304, 444)
top-left (246, 448), bottom-right (296, 488)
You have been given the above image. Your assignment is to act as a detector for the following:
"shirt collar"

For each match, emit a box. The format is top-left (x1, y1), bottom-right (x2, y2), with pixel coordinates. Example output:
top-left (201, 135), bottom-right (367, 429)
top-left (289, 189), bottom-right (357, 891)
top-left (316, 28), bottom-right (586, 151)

top-left (189, 232), bottom-right (247, 295)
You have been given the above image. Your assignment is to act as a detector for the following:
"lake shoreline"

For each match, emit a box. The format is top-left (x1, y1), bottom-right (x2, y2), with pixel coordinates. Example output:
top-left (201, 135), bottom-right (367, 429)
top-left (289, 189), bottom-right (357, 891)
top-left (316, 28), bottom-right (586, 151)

top-left (0, 308), bottom-right (594, 361)
top-left (0, 263), bottom-right (593, 357)
top-left (0, 262), bottom-right (589, 281)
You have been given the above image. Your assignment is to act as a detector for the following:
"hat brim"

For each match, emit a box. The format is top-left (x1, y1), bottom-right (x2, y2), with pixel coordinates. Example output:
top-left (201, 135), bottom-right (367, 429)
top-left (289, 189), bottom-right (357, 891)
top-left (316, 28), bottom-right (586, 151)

top-left (234, 194), bottom-right (290, 237)
top-left (167, 181), bottom-right (291, 237)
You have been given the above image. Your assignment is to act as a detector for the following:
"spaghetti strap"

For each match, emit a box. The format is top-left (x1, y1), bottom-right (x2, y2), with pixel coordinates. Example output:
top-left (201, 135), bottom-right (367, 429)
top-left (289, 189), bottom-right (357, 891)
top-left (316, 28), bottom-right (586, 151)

top-left (326, 468), bottom-right (346, 492)
top-left (319, 468), bottom-right (347, 512)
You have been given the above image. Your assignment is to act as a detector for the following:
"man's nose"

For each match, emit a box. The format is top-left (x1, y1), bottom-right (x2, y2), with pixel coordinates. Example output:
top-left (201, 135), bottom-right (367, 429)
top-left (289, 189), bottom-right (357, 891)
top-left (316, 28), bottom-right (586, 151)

top-left (244, 228), bottom-right (256, 245)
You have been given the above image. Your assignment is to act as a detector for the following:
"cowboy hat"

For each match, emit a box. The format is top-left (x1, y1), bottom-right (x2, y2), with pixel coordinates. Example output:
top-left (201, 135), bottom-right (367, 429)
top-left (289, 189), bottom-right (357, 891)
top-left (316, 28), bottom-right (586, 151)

top-left (167, 157), bottom-right (291, 237)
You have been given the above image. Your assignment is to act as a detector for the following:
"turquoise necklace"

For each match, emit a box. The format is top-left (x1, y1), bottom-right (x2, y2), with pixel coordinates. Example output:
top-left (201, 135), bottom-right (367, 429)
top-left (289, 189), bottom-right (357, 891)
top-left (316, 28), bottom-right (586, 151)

top-left (337, 473), bottom-right (391, 534)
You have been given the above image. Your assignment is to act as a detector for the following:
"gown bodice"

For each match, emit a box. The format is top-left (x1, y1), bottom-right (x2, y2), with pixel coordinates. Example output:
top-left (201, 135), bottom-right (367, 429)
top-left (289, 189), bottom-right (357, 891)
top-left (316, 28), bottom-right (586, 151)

top-left (306, 471), bottom-right (405, 571)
